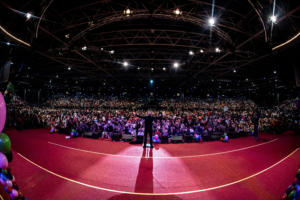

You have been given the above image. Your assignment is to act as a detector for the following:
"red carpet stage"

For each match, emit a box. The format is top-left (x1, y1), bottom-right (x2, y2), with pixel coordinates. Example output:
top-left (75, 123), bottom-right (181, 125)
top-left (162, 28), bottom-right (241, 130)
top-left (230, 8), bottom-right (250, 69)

top-left (4, 129), bottom-right (300, 200)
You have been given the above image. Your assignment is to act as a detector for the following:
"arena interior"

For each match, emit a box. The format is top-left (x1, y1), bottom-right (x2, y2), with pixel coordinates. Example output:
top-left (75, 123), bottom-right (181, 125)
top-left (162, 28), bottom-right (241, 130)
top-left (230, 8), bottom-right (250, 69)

top-left (0, 0), bottom-right (299, 200)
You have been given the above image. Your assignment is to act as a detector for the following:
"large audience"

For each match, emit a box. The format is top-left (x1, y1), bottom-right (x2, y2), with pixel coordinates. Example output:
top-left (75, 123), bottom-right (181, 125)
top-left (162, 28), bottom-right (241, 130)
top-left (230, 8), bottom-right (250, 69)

top-left (6, 95), bottom-right (299, 141)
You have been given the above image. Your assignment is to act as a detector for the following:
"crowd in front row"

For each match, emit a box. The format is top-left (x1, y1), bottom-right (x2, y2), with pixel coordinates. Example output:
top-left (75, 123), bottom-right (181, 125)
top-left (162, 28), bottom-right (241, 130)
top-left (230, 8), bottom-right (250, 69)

top-left (5, 96), bottom-right (299, 142)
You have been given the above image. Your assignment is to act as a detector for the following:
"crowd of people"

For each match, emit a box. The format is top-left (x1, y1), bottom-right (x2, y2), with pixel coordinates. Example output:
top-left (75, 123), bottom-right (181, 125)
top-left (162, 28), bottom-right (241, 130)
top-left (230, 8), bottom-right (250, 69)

top-left (5, 95), bottom-right (299, 142)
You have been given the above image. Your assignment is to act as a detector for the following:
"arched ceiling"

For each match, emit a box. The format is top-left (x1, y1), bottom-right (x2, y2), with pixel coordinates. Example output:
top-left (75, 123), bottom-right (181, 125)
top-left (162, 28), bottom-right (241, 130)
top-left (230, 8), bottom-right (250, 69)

top-left (0, 0), bottom-right (299, 98)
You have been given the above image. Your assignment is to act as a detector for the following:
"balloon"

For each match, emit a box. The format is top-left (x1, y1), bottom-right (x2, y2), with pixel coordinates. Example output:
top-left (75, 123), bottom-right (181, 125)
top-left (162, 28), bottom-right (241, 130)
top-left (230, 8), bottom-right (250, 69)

top-left (5, 180), bottom-right (12, 187)
top-left (5, 186), bottom-right (12, 193)
top-left (11, 189), bottom-right (18, 198)
top-left (0, 178), bottom-right (5, 185)
top-left (5, 151), bottom-right (13, 162)
top-left (0, 172), bottom-right (7, 181)
top-left (0, 153), bottom-right (8, 169)
top-left (6, 82), bottom-right (14, 94)
top-left (0, 133), bottom-right (11, 154)
top-left (0, 92), bottom-right (6, 133)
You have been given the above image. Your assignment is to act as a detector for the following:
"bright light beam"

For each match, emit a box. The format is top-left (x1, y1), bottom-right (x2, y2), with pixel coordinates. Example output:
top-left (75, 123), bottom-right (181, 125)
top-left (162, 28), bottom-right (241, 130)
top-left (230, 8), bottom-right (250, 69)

top-left (272, 32), bottom-right (300, 51)
top-left (0, 25), bottom-right (31, 47)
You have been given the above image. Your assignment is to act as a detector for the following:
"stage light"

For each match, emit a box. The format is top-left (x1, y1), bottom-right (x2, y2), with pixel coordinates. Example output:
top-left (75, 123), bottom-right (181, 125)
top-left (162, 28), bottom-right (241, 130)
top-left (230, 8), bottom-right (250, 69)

top-left (173, 62), bottom-right (179, 68)
top-left (269, 15), bottom-right (277, 23)
top-left (245, 78), bottom-right (249, 81)
top-left (233, 69), bottom-right (236, 73)
top-left (208, 17), bottom-right (215, 26)
top-left (150, 79), bottom-right (154, 84)
top-left (124, 8), bottom-right (132, 16)
top-left (100, 48), bottom-right (104, 51)
top-left (200, 49), bottom-right (204, 53)
top-left (123, 61), bottom-right (128, 67)
top-left (174, 8), bottom-right (182, 15)
top-left (163, 67), bottom-right (166, 71)
top-left (215, 47), bottom-right (221, 53)
top-left (110, 50), bottom-right (114, 54)
top-left (273, 70), bottom-right (277, 74)
top-left (6, 42), bottom-right (10, 46)
top-left (26, 12), bottom-right (32, 20)
top-left (56, 74), bottom-right (59, 78)
top-left (67, 66), bottom-right (71, 71)
top-left (137, 67), bottom-right (140, 70)
top-left (151, 67), bottom-right (154, 71)
top-left (81, 46), bottom-right (87, 51)
top-left (189, 50), bottom-right (194, 56)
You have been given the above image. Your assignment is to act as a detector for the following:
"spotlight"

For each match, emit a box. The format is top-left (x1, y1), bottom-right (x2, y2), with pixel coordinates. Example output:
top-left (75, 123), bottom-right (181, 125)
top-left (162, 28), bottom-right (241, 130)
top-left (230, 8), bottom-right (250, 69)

top-left (273, 70), bottom-right (277, 74)
top-left (81, 46), bottom-right (87, 51)
top-left (269, 15), bottom-right (277, 23)
top-left (215, 47), bottom-right (221, 53)
top-left (123, 61), bottom-right (128, 67)
top-left (245, 78), bottom-right (249, 82)
top-left (26, 12), bottom-right (32, 20)
top-left (110, 50), bottom-right (114, 54)
top-left (151, 67), bottom-right (154, 71)
top-left (208, 17), bottom-right (215, 26)
top-left (65, 34), bottom-right (70, 39)
top-left (150, 79), bottom-right (154, 84)
top-left (163, 67), bottom-right (166, 71)
top-left (200, 49), bottom-right (204, 53)
top-left (100, 48), bottom-right (104, 51)
top-left (189, 50), bottom-right (194, 56)
top-left (124, 8), bottom-right (132, 16)
top-left (137, 67), bottom-right (141, 70)
top-left (67, 66), bottom-right (71, 71)
top-left (173, 8), bottom-right (182, 15)
top-left (233, 69), bottom-right (236, 73)
top-left (173, 62), bottom-right (179, 68)
top-left (56, 74), bottom-right (59, 78)
top-left (6, 42), bottom-right (10, 46)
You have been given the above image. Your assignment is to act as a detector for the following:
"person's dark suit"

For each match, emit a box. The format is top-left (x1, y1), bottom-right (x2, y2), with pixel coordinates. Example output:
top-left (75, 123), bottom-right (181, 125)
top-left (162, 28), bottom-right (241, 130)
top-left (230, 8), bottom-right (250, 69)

top-left (137, 115), bottom-right (162, 148)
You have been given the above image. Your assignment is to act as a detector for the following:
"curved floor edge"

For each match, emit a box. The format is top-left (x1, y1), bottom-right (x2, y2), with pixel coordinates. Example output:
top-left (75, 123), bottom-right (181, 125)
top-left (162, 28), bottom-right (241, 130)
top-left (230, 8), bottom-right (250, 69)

top-left (16, 147), bottom-right (299, 196)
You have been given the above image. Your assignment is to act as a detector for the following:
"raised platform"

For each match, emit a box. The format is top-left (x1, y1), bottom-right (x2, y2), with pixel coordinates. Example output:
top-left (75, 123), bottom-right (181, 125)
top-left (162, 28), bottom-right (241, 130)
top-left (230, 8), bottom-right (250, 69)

top-left (5, 129), bottom-right (300, 200)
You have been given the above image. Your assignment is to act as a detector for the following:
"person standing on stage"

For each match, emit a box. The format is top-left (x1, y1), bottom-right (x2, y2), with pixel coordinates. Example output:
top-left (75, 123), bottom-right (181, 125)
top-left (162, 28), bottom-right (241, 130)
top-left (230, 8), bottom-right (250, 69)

top-left (136, 111), bottom-right (163, 148)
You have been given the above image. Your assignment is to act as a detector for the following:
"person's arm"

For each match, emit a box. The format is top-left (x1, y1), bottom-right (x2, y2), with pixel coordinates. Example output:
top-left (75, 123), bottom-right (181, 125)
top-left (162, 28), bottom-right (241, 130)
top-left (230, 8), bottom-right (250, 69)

top-left (136, 114), bottom-right (145, 119)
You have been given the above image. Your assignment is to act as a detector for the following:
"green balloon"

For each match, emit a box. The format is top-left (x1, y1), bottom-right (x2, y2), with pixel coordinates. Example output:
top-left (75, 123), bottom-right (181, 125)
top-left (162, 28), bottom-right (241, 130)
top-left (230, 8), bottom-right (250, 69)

top-left (0, 133), bottom-right (11, 154)
top-left (287, 190), bottom-right (296, 200)
top-left (6, 82), bottom-right (14, 94)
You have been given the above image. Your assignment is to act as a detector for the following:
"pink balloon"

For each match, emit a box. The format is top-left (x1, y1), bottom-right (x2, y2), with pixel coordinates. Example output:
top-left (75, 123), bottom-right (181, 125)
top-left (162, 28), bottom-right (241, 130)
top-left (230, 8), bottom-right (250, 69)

top-left (11, 189), bottom-right (18, 198)
top-left (0, 92), bottom-right (6, 133)
top-left (0, 152), bottom-right (8, 169)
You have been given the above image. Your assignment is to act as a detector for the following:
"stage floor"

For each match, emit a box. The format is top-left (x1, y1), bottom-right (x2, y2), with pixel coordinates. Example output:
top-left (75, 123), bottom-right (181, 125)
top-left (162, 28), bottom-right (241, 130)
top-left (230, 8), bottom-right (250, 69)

top-left (4, 129), bottom-right (300, 200)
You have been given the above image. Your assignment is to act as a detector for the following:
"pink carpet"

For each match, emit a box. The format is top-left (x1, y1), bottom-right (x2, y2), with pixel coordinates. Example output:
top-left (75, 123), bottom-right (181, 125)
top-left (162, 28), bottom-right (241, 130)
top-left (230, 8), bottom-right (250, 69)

top-left (1, 129), bottom-right (300, 200)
